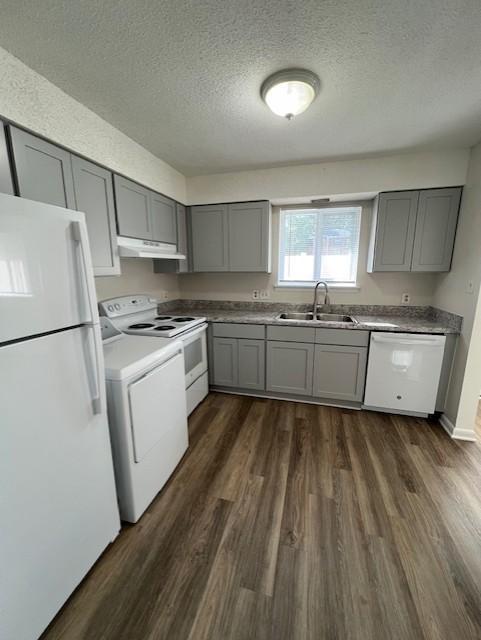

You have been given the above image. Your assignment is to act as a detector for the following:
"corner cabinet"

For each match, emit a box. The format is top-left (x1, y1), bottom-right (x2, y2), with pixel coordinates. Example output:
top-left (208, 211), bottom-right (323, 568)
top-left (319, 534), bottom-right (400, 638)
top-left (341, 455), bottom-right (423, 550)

top-left (368, 187), bottom-right (462, 273)
top-left (190, 200), bottom-right (271, 272)
top-left (0, 122), bottom-right (14, 194)
top-left (211, 323), bottom-right (266, 391)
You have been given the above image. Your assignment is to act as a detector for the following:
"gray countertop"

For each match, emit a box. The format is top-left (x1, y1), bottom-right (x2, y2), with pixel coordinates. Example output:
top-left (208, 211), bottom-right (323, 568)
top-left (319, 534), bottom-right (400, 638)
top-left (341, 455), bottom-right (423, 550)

top-left (164, 307), bottom-right (460, 334)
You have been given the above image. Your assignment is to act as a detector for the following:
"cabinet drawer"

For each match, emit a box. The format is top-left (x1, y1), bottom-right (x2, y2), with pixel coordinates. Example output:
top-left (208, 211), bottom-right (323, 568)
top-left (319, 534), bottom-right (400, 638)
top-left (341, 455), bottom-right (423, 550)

top-left (267, 325), bottom-right (316, 343)
top-left (212, 323), bottom-right (265, 339)
top-left (315, 328), bottom-right (369, 346)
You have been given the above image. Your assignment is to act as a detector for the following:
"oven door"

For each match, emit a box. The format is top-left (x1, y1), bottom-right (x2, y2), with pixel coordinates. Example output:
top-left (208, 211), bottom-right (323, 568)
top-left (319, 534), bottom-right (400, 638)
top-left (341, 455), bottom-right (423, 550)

top-left (181, 324), bottom-right (208, 388)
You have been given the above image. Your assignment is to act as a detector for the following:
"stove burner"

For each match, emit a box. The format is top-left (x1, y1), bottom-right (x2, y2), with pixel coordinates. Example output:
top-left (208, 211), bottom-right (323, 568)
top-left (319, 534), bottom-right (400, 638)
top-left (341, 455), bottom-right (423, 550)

top-left (129, 323), bottom-right (155, 329)
top-left (154, 325), bottom-right (176, 331)
top-left (155, 316), bottom-right (173, 321)
top-left (173, 317), bottom-right (195, 322)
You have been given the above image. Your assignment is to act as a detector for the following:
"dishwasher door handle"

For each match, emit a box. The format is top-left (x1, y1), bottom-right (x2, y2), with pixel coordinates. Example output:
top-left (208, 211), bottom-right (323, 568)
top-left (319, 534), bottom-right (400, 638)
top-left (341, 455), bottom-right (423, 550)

top-left (371, 334), bottom-right (445, 347)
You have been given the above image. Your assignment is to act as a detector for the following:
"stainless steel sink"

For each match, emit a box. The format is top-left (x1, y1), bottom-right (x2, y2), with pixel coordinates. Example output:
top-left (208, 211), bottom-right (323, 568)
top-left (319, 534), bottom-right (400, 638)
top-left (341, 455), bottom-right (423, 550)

top-left (316, 313), bottom-right (357, 323)
top-left (277, 312), bottom-right (357, 324)
top-left (278, 312), bottom-right (314, 320)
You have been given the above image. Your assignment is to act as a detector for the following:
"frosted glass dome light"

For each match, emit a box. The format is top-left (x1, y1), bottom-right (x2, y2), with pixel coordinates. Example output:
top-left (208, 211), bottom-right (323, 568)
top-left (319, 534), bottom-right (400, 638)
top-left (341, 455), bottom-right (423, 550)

top-left (261, 69), bottom-right (320, 120)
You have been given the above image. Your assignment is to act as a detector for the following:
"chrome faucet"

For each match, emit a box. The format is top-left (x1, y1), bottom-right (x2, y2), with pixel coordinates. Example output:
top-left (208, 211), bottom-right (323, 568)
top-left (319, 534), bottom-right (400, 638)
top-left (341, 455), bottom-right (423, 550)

top-left (312, 281), bottom-right (330, 316)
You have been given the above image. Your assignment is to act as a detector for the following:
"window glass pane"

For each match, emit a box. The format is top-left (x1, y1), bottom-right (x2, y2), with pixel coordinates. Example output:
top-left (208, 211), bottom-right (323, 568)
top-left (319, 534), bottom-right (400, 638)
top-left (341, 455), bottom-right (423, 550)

top-left (279, 206), bottom-right (361, 284)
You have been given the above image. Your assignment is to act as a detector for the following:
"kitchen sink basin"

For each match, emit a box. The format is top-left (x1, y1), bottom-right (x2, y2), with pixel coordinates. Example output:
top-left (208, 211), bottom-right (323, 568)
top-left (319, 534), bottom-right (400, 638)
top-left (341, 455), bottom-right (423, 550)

top-left (278, 312), bottom-right (315, 320)
top-left (316, 313), bottom-right (357, 323)
top-left (277, 312), bottom-right (357, 324)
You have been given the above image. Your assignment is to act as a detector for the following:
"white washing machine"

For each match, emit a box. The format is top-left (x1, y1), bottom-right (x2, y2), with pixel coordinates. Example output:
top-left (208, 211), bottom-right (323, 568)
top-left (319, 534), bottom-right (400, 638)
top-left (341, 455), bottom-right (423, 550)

top-left (101, 318), bottom-right (188, 523)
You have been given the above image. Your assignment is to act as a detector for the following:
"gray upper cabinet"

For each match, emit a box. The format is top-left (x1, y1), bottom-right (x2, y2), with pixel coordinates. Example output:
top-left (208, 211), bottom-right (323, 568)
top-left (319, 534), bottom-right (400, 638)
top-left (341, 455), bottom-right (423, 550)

top-left (9, 126), bottom-right (75, 208)
top-left (0, 122), bottom-right (13, 195)
top-left (191, 204), bottom-right (229, 271)
top-left (313, 345), bottom-right (367, 402)
top-left (176, 204), bottom-right (190, 273)
top-left (190, 200), bottom-right (271, 273)
top-left (71, 156), bottom-right (120, 276)
top-left (150, 192), bottom-right (177, 244)
top-left (368, 191), bottom-right (419, 272)
top-left (266, 341), bottom-right (314, 396)
top-left (228, 201), bottom-right (271, 272)
top-left (368, 187), bottom-right (461, 273)
top-left (238, 339), bottom-right (265, 390)
top-left (113, 175), bottom-right (151, 240)
top-left (411, 188), bottom-right (461, 272)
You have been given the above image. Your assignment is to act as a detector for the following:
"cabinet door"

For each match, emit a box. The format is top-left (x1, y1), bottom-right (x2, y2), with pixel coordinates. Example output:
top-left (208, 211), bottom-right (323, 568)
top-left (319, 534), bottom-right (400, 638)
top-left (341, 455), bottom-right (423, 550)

top-left (371, 191), bottom-right (419, 271)
top-left (228, 201), bottom-right (271, 272)
top-left (266, 341), bottom-right (314, 396)
top-left (212, 337), bottom-right (238, 387)
top-left (238, 339), bottom-right (265, 390)
top-left (150, 192), bottom-right (177, 244)
top-left (9, 126), bottom-right (75, 208)
top-left (113, 174), bottom-right (151, 240)
top-left (411, 187), bottom-right (461, 272)
top-left (191, 204), bottom-right (229, 271)
top-left (0, 122), bottom-right (13, 194)
top-left (313, 345), bottom-right (367, 402)
top-left (71, 156), bottom-right (120, 276)
top-left (176, 204), bottom-right (190, 273)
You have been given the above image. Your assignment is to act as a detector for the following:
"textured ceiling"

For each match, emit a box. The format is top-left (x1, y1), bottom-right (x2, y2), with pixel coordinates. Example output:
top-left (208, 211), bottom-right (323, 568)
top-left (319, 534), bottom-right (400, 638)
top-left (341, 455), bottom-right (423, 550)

top-left (1, 1), bottom-right (481, 175)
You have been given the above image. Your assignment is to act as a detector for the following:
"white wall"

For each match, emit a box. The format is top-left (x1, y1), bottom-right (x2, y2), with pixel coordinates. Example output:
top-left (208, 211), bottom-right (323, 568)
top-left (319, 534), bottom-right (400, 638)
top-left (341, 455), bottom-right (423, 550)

top-left (433, 142), bottom-right (481, 437)
top-left (186, 150), bottom-right (470, 205)
top-left (0, 47), bottom-right (186, 202)
top-left (95, 259), bottom-right (179, 303)
top-left (179, 205), bottom-right (437, 305)
top-left (0, 46), bottom-right (186, 301)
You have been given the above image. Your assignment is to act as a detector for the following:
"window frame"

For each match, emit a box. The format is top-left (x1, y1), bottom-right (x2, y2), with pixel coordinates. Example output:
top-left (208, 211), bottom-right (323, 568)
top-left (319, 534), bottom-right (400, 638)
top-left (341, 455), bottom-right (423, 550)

top-left (277, 203), bottom-right (363, 288)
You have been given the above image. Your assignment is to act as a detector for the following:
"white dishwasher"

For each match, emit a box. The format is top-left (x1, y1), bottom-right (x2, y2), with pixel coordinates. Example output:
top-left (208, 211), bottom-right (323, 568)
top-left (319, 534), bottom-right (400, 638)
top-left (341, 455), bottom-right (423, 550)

top-left (363, 332), bottom-right (446, 416)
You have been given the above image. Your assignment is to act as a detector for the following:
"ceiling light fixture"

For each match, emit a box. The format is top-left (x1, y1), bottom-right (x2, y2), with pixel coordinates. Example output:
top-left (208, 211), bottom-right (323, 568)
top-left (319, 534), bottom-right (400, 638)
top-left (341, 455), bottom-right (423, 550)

top-left (261, 68), bottom-right (320, 120)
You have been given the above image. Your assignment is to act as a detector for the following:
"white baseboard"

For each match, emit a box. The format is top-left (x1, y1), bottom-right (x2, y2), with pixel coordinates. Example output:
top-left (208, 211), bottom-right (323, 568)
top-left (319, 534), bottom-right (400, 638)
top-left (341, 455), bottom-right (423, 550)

top-left (439, 414), bottom-right (477, 442)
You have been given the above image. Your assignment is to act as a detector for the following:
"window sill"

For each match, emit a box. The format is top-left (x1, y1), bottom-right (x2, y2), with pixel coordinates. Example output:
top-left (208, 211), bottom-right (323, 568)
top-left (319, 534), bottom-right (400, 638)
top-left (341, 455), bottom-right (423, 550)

top-left (275, 283), bottom-right (360, 292)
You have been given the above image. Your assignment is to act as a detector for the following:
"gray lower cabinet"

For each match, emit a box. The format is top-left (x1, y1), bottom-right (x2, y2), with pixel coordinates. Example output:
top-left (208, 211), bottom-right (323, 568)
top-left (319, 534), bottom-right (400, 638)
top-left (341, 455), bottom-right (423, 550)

top-left (212, 336), bottom-right (265, 390)
top-left (368, 187), bottom-right (462, 273)
top-left (9, 126), bottom-right (76, 208)
top-left (150, 191), bottom-right (177, 244)
top-left (71, 156), bottom-right (119, 276)
top-left (312, 345), bottom-right (367, 401)
top-left (113, 174), bottom-right (151, 240)
top-left (411, 188), bottom-right (461, 271)
top-left (266, 341), bottom-right (314, 396)
top-left (212, 337), bottom-right (238, 387)
top-left (191, 204), bottom-right (229, 271)
top-left (228, 201), bottom-right (271, 272)
top-left (238, 339), bottom-right (265, 390)
top-left (0, 122), bottom-right (13, 194)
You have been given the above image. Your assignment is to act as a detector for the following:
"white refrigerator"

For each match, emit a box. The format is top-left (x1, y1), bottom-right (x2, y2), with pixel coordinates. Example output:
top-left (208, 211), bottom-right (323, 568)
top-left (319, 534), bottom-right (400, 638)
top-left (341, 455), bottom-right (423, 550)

top-left (0, 193), bottom-right (120, 640)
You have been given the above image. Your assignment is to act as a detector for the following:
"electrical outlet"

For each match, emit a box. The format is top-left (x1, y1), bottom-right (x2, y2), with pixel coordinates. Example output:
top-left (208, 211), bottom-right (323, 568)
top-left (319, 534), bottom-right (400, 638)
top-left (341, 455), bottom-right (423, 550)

top-left (401, 292), bottom-right (410, 304)
top-left (466, 280), bottom-right (475, 294)
top-left (260, 289), bottom-right (270, 299)
top-left (252, 290), bottom-right (260, 300)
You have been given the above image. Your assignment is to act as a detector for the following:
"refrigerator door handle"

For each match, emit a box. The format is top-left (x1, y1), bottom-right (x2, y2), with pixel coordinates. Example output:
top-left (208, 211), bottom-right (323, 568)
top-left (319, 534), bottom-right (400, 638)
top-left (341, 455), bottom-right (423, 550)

top-left (72, 220), bottom-right (102, 415)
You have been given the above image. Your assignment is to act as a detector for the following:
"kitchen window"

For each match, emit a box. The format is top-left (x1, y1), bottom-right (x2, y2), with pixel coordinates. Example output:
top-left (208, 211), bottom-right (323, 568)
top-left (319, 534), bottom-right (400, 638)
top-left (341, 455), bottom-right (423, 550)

top-left (278, 206), bottom-right (362, 286)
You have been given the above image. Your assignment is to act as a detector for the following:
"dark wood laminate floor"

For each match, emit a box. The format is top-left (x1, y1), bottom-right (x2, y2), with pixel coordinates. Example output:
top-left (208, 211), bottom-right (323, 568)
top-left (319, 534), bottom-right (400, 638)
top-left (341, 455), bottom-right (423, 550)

top-left (42, 393), bottom-right (481, 640)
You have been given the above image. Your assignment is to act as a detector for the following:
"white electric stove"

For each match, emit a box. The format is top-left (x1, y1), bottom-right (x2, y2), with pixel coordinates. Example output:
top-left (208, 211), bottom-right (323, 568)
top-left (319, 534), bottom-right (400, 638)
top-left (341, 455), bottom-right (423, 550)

top-left (99, 295), bottom-right (209, 415)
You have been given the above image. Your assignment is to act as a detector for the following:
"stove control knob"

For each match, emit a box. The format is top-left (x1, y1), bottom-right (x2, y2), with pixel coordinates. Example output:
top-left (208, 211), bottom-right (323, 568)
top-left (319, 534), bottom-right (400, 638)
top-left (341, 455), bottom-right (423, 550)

top-left (114, 304), bottom-right (120, 310)
top-left (108, 305), bottom-right (114, 312)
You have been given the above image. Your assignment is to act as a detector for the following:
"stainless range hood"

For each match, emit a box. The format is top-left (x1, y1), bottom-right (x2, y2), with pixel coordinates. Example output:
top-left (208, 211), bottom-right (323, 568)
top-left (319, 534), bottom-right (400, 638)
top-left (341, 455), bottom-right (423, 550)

top-left (117, 236), bottom-right (186, 260)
